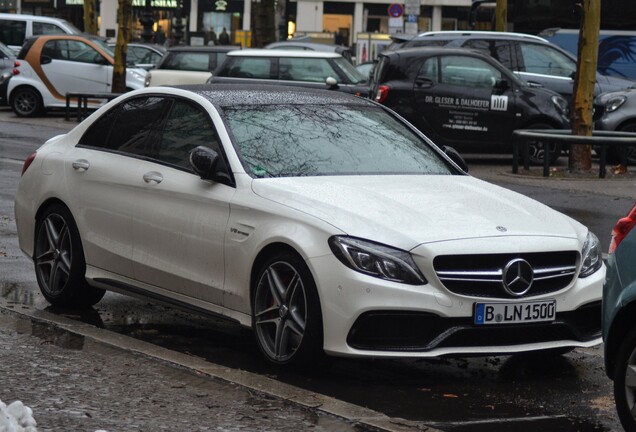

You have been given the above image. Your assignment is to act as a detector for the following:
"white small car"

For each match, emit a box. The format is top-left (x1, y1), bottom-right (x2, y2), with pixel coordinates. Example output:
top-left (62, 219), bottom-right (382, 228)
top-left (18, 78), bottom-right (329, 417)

top-left (8, 35), bottom-right (147, 117)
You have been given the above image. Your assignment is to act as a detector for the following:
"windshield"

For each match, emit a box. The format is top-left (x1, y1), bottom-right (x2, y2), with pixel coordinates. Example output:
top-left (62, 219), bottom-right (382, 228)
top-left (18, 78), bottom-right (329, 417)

top-left (224, 104), bottom-right (453, 178)
top-left (0, 41), bottom-right (14, 58)
top-left (333, 57), bottom-right (366, 83)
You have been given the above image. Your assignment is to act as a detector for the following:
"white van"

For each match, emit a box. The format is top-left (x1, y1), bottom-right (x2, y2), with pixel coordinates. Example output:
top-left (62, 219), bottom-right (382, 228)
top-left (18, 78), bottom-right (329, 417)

top-left (0, 13), bottom-right (82, 53)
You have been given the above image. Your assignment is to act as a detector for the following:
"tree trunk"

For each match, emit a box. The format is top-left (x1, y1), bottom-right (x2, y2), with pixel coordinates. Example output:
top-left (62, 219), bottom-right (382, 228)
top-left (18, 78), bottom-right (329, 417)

top-left (251, 0), bottom-right (276, 48)
top-left (495, 0), bottom-right (507, 32)
top-left (83, 0), bottom-right (98, 35)
top-left (569, 0), bottom-right (600, 173)
top-left (112, 0), bottom-right (133, 94)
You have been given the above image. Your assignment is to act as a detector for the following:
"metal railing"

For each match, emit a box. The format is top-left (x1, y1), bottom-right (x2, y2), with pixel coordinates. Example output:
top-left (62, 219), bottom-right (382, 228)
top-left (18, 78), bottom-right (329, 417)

top-left (65, 92), bottom-right (122, 122)
top-left (512, 129), bottom-right (636, 178)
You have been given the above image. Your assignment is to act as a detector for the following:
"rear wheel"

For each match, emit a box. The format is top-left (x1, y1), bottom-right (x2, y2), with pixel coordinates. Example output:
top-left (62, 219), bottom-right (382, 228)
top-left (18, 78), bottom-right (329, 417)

top-left (613, 326), bottom-right (636, 431)
top-left (609, 122), bottom-right (636, 166)
top-left (252, 250), bottom-right (324, 367)
top-left (34, 203), bottom-right (105, 307)
top-left (11, 86), bottom-right (43, 117)
top-left (525, 123), bottom-right (562, 165)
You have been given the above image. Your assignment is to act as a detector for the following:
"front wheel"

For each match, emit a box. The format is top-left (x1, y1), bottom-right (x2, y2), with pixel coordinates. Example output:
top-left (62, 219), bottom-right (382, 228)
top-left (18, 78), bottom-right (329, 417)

top-left (34, 203), bottom-right (105, 308)
top-left (613, 326), bottom-right (636, 431)
top-left (252, 250), bottom-right (324, 367)
top-left (11, 86), bottom-right (43, 117)
top-left (612, 123), bottom-right (636, 166)
top-left (525, 123), bottom-right (562, 166)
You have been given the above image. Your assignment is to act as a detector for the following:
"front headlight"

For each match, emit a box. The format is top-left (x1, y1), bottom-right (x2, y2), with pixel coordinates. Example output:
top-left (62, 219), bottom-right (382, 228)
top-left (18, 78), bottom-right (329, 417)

top-left (328, 236), bottom-right (427, 285)
top-left (605, 95), bottom-right (627, 113)
top-left (579, 231), bottom-right (602, 278)
top-left (551, 95), bottom-right (569, 118)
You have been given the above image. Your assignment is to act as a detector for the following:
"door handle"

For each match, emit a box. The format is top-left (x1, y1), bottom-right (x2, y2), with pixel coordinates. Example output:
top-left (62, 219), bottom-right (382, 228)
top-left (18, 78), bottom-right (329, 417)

top-left (142, 171), bottom-right (163, 184)
top-left (72, 159), bottom-right (90, 171)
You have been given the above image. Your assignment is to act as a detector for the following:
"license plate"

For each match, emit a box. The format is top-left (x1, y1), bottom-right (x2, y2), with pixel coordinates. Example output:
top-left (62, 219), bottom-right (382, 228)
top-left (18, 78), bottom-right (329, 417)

top-left (474, 300), bottom-right (556, 325)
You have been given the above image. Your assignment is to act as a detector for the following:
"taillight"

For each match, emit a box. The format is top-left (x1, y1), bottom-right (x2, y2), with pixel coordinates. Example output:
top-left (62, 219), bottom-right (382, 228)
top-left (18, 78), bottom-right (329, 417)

top-left (21, 152), bottom-right (36, 176)
top-left (374, 85), bottom-right (390, 104)
top-left (609, 204), bottom-right (636, 253)
top-left (12, 60), bottom-right (20, 75)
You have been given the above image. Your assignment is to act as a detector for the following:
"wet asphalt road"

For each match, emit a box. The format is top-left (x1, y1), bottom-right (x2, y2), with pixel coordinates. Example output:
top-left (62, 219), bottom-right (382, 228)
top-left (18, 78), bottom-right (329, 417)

top-left (0, 110), bottom-right (628, 431)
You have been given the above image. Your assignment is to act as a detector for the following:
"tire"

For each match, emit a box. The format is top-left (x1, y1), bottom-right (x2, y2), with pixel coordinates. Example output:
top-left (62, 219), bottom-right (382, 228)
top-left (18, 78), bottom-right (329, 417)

top-left (11, 86), bottom-right (43, 117)
top-left (34, 203), bottom-right (105, 308)
top-left (613, 326), bottom-right (636, 432)
top-left (252, 250), bottom-right (324, 367)
top-left (525, 123), bottom-right (562, 166)
top-left (610, 123), bottom-right (636, 166)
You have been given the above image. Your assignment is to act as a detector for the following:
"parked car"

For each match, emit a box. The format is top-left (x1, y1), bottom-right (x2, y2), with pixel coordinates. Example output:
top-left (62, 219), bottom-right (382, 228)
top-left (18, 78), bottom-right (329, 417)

top-left (144, 45), bottom-right (239, 87)
top-left (108, 42), bottom-right (166, 70)
top-left (7, 35), bottom-right (147, 117)
top-left (593, 88), bottom-right (636, 165)
top-left (0, 40), bottom-right (16, 105)
top-left (355, 61), bottom-right (374, 80)
top-left (371, 47), bottom-right (570, 164)
top-left (15, 84), bottom-right (605, 366)
top-left (265, 39), bottom-right (354, 63)
top-left (0, 13), bottom-right (82, 53)
top-left (391, 31), bottom-right (634, 102)
top-left (602, 203), bottom-right (636, 430)
top-left (540, 28), bottom-right (636, 80)
top-left (208, 49), bottom-right (369, 96)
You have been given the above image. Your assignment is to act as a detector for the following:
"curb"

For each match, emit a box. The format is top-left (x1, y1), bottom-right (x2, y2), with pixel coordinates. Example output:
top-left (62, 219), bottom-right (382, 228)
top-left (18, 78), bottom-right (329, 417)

top-left (0, 297), bottom-right (439, 432)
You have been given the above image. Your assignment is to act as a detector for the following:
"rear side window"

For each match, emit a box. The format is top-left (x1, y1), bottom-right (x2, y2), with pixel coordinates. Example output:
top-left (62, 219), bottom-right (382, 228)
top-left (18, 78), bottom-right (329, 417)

top-left (79, 97), bottom-right (169, 155)
top-left (0, 19), bottom-right (26, 47)
top-left (218, 57), bottom-right (273, 79)
top-left (162, 52), bottom-right (211, 71)
top-left (462, 39), bottom-right (514, 69)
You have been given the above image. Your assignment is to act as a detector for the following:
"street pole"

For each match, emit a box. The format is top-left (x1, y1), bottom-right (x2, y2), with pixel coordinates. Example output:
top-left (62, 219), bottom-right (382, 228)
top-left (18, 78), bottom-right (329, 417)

top-left (569, 0), bottom-right (600, 173)
top-left (495, 0), bottom-right (507, 32)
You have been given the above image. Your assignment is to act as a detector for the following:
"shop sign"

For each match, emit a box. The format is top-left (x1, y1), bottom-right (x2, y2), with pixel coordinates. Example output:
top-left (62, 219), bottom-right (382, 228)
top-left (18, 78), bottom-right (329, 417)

top-left (132, 0), bottom-right (178, 8)
top-left (215, 0), bottom-right (227, 10)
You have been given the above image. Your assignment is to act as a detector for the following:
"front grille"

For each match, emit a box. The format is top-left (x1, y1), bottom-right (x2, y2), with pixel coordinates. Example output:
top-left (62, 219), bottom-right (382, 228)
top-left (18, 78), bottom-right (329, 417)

top-left (347, 301), bottom-right (601, 352)
top-left (433, 251), bottom-right (578, 299)
top-left (593, 104), bottom-right (605, 122)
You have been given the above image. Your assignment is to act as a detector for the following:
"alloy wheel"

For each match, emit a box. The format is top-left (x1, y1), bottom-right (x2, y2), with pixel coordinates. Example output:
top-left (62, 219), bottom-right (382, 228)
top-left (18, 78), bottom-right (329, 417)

top-left (35, 213), bottom-right (73, 297)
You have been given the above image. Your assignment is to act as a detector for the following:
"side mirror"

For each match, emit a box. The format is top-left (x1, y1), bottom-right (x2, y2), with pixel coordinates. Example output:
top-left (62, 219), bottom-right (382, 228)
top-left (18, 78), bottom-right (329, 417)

top-left (93, 54), bottom-right (109, 65)
top-left (325, 76), bottom-right (339, 90)
top-left (494, 78), bottom-right (509, 92)
top-left (189, 146), bottom-right (233, 186)
top-left (443, 146), bottom-right (468, 173)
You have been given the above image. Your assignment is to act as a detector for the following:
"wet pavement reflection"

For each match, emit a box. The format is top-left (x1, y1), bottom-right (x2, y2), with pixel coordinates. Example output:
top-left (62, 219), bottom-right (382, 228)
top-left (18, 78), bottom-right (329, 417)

top-left (0, 280), bottom-right (615, 432)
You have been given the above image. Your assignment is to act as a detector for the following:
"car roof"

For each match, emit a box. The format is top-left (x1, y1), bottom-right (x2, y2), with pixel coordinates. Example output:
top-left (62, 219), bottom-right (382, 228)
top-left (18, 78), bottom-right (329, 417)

top-left (380, 46), bottom-right (494, 59)
top-left (227, 49), bottom-right (342, 59)
top-left (166, 45), bottom-right (241, 53)
top-left (265, 41), bottom-right (346, 52)
top-left (108, 42), bottom-right (167, 53)
top-left (410, 31), bottom-right (549, 43)
top-left (174, 84), bottom-right (371, 107)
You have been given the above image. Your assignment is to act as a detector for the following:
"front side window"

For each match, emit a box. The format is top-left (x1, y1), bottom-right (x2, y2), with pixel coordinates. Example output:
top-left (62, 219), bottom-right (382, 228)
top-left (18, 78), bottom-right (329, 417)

top-left (519, 43), bottom-right (575, 77)
top-left (79, 97), bottom-right (168, 156)
top-left (439, 55), bottom-right (501, 88)
top-left (219, 57), bottom-right (273, 79)
top-left (224, 104), bottom-right (452, 178)
top-left (163, 52), bottom-right (210, 71)
top-left (46, 40), bottom-right (106, 64)
top-left (158, 101), bottom-right (220, 169)
top-left (417, 57), bottom-right (439, 82)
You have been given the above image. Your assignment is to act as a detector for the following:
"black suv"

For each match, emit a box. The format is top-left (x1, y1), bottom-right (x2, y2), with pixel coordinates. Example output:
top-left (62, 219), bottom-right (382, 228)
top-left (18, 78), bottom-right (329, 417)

top-left (371, 47), bottom-right (570, 163)
top-left (389, 31), bottom-right (634, 101)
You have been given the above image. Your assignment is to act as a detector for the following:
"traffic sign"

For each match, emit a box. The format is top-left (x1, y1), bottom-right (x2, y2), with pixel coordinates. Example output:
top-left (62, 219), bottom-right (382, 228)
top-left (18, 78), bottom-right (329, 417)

top-left (388, 3), bottom-right (404, 18)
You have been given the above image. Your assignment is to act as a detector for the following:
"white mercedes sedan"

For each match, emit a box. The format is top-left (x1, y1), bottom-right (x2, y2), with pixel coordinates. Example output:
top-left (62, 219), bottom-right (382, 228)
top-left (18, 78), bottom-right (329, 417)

top-left (15, 85), bottom-right (605, 366)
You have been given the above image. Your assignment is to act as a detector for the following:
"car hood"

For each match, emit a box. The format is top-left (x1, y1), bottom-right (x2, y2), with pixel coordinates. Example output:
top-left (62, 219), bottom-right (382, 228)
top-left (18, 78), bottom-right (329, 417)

top-left (250, 175), bottom-right (584, 250)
